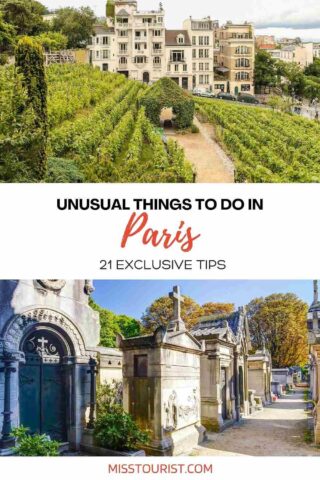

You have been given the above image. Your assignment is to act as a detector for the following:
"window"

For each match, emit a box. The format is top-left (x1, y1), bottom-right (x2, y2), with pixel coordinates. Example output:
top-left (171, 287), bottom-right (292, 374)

top-left (205, 63), bottom-right (209, 71)
top-left (143, 17), bottom-right (152, 24)
top-left (154, 29), bottom-right (162, 36)
top-left (199, 63), bottom-right (204, 71)
top-left (102, 36), bottom-right (109, 45)
top-left (95, 51), bottom-right (100, 59)
top-left (175, 64), bottom-right (179, 72)
top-left (204, 49), bottom-right (209, 58)
top-left (199, 36), bottom-right (204, 45)
top-left (241, 84), bottom-right (251, 91)
top-left (96, 37), bottom-right (99, 45)
top-left (199, 75), bottom-right (204, 84)
top-left (192, 49), bottom-right (196, 59)
top-left (102, 64), bottom-right (108, 72)
top-left (204, 36), bottom-right (209, 45)
top-left (119, 57), bottom-right (127, 65)
top-left (199, 49), bottom-right (204, 58)
top-left (177, 34), bottom-right (185, 44)
top-left (236, 71), bottom-right (250, 80)
top-left (134, 355), bottom-right (148, 377)
top-left (102, 50), bottom-right (109, 59)
top-left (235, 46), bottom-right (249, 55)
top-left (183, 64), bottom-right (187, 72)
top-left (119, 30), bottom-right (128, 37)
top-left (154, 56), bottom-right (161, 65)
top-left (119, 43), bottom-right (127, 53)
top-left (192, 36), bottom-right (196, 45)
top-left (204, 75), bottom-right (209, 84)
top-left (192, 63), bottom-right (196, 71)
top-left (171, 50), bottom-right (184, 62)
top-left (236, 58), bottom-right (250, 68)
top-left (135, 56), bottom-right (145, 64)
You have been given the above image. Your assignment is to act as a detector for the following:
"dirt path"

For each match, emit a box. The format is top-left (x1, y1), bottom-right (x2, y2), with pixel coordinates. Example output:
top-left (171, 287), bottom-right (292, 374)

top-left (167, 117), bottom-right (234, 183)
top-left (192, 391), bottom-right (319, 456)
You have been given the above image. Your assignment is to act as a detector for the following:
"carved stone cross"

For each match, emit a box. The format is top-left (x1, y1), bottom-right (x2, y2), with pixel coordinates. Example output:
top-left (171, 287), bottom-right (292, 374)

top-left (37, 336), bottom-right (48, 352)
top-left (169, 285), bottom-right (184, 319)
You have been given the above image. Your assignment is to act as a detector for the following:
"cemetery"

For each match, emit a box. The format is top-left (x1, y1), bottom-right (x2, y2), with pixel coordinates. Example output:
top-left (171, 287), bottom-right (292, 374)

top-left (0, 280), bottom-right (319, 456)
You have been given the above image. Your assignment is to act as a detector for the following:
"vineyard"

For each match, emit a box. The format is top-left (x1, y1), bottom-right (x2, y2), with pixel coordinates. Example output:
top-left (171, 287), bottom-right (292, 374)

top-left (196, 98), bottom-right (320, 183)
top-left (0, 64), bottom-right (193, 183)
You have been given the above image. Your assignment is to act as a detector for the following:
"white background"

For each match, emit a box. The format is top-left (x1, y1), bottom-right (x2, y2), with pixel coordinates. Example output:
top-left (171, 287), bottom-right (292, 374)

top-left (0, 183), bottom-right (318, 279)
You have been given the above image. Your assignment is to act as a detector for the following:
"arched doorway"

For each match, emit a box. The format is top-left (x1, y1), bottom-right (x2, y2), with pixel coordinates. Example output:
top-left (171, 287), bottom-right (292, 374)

top-left (143, 72), bottom-right (150, 83)
top-left (19, 327), bottom-right (72, 441)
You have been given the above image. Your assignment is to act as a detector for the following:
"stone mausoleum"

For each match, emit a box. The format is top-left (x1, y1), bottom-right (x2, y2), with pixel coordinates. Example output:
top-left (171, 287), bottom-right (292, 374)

top-left (118, 286), bottom-right (205, 455)
top-left (0, 280), bottom-right (122, 455)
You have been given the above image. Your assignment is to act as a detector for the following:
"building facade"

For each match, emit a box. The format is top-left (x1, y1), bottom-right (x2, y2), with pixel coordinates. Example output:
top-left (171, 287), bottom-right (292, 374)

top-left (88, 1), bottom-right (255, 94)
top-left (308, 280), bottom-right (320, 445)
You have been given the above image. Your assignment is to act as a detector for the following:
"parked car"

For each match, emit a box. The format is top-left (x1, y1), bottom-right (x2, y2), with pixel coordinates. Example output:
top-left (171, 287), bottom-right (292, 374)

top-left (237, 93), bottom-right (259, 104)
top-left (216, 92), bottom-right (236, 101)
top-left (192, 88), bottom-right (215, 98)
top-left (199, 91), bottom-right (215, 99)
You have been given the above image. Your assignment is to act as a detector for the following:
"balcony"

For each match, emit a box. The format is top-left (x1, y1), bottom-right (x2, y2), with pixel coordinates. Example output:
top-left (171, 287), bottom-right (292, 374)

top-left (118, 50), bottom-right (129, 56)
top-left (152, 49), bottom-right (162, 54)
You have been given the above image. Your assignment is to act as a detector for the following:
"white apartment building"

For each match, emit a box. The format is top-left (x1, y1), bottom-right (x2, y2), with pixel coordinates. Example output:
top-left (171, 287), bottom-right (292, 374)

top-left (88, 1), bottom-right (255, 95)
top-left (270, 43), bottom-right (314, 68)
top-left (313, 44), bottom-right (320, 59)
top-left (183, 17), bottom-right (218, 91)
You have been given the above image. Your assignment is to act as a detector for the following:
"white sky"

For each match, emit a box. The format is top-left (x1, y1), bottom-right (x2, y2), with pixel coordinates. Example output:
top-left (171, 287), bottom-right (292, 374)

top-left (43, 0), bottom-right (320, 41)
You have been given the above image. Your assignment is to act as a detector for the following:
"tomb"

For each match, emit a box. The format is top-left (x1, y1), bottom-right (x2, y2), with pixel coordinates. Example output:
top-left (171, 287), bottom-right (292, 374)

top-left (192, 307), bottom-right (251, 432)
top-left (248, 349), bottom-right (272, 405)
top-left (0, 280), bottom-right (121, 455)
top-left (117, 286), bottom-right (205, 455)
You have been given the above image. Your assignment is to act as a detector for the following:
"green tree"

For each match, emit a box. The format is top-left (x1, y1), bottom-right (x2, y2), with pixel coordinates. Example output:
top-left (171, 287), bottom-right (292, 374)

top-left (106, 0), bottom-right (115, 18)
top-left (89, 298), bottom-right (141, 347)
top-left (51, 7), bottom-right (96, 49)
top-left (254, 50), bottom-right (279, 92)
top-left (15, 36), bottom-right (48, 180)
top-left (278, 61), bottom-right (306, 97)
top-left (0, 12), bottom-right (15, 54)
top-left (0, 0), bottom-right (47, 36)
top-left (34, 31), bottom-right (68, 51)
top-left (247, 293), bottom-right (308, 368)
top-left (305, 58), bottom-right (320, 77)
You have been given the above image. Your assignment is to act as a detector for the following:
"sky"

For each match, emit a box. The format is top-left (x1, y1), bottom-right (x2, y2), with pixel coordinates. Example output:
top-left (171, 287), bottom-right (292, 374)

top-left (92, 280), bottom-right (314, 320)
top-left (43, 0), bottom-right (320, 41)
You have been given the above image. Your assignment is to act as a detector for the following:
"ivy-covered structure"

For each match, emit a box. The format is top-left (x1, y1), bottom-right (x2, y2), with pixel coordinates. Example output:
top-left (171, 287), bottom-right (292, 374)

top-left (139, 77), bottom-right (195, 129)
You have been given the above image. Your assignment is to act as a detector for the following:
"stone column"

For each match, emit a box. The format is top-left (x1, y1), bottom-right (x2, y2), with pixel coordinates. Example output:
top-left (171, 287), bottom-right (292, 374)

top-left (0, 353), bottom-right (17, 449)
top-left (87, 358), bottom-right (98, 429)
top-left (234, 351), bottom-right (240, 421)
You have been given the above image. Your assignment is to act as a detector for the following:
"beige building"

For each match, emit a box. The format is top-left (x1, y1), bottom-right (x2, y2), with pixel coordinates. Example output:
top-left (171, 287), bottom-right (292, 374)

top-left (183, 17), bottom-right (217, 91)
top-left (270, 43), bottom-right (314, 68)
top-left (248, 350), bottom-right (272, 405)
top-left (214, 22), bottom-right (255, 95)
top-left (88, 1), bottom-right (255, 95)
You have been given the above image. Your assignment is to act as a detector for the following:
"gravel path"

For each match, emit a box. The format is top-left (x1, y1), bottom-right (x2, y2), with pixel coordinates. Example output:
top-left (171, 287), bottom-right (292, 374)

top-left (167, 117), bottom-right (234, 183)
top-left (192, 390), bottom-right (320, 456)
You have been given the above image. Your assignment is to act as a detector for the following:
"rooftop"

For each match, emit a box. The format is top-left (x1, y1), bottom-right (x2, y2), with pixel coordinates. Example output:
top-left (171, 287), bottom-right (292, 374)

top-left (165, 30), bottom-right (191, 47)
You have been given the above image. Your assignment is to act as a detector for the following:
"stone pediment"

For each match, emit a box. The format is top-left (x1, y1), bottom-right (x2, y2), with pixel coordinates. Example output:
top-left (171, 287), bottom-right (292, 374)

top-left (165, 330), bottom-right (202, 352)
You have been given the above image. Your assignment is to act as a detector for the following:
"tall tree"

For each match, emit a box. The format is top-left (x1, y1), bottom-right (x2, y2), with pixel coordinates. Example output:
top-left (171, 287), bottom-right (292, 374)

top-left (0, 0), bottom-right (47, 36)
top-left (247, 293), bottom-right (308, 368)
top-left (305, 58), bottom-right (320, 78)
top-left (0, 12), bottom-right (15, 55)
top-left (254, 49), bottom-right (279, 91)
top-left (142, 295), bottom-right (203, 331)
top-left (15, 36), bottom-right (48, 180)
top-left (89, 298), bottom-right (141, 348)
top-left (202, 302), bottom-right (234, 316)
top-left (51, 7), bottom-right (96, 49)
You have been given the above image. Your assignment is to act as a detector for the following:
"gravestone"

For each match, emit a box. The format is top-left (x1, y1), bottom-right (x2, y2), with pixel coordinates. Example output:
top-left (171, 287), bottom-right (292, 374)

top-left (118, 286), bottom-right (205, 455)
